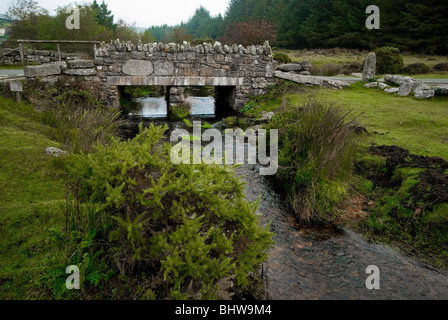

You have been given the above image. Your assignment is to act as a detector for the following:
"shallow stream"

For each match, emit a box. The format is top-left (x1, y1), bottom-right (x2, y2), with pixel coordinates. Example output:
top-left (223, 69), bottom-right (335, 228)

top-left (122, 98), bottom-right (448, 300)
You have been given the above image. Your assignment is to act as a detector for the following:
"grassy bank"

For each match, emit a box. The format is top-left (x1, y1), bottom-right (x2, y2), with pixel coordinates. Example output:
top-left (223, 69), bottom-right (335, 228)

top-left (0, 96), bottom-right (68, 299)
top-left (247, 81), bottom-right (448, 267)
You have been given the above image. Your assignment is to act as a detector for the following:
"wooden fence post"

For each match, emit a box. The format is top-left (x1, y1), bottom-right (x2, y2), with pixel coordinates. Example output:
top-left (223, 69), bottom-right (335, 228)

top-left (18, 43), bottom-right (24, 66)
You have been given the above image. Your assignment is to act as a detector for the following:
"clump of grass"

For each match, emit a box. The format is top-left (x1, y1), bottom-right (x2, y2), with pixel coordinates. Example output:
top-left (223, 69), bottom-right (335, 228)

top-left (266, 95), bottom-right (358, 222)
top-left (25, 79), bottom-right (122, 154)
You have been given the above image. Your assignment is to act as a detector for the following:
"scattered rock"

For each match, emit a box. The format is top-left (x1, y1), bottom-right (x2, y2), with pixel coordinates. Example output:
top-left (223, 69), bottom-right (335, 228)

top-left (364, 82), bottom-right (378, 88)
top-left (323, 79), bottom-right (351, 89)
top-left (362, 52), bottom-right (376, 82)
top-left (299, 71), bottom-right (311, 75)
top-left (351, 72), bottom-right (363, 78)
top-left (257, 112), bottom-right (275, 123)
top-left (384, 75), bottom-right (433, 99)
top-left (379, 82), bottom-right (389, 90)
top-left (46, 147), bottom-right (68, 157)
top-left (384, 87), bottom-right (399, 94)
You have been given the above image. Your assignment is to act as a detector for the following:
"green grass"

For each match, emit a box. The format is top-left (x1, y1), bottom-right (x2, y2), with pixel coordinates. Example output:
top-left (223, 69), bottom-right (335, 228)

top-left (319, 82), bottom-right (448, 160)
top-left (0, 63), bottom-right (24, 70)
top-left (252, 82), bottom-right (448, 160)
top-left (277, 48), bottom-right (448, 79)
top-left (0, 96), bottom-right (68, 299)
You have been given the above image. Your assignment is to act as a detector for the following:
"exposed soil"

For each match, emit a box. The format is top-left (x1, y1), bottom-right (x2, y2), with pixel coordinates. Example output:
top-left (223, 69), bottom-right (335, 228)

top-left (370, 145), bottom-right (448, 212)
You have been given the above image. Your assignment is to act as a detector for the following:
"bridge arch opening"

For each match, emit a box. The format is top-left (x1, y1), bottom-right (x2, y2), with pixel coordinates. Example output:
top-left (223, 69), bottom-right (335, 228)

top-left (118, 85), bottom-right (236, 119)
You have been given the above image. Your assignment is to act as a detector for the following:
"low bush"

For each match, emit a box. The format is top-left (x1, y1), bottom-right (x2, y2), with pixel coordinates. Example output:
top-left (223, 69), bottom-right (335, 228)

top-left (310, 63), bottom-right (342, 76)
top-left (25, 79), bottom-right (122, 154)
top-left (273, 52), bottom-right (292, 64)
top-left (433, 62), bottom-right (448, 71)
top-left (64, 124), bottom-right (274, 299)
top-left (375, 47), bottom-right (404, 74)
top-left (266, 96), bottom-right (358, 222)
top-left (400, 63), bottom-right (430, 75)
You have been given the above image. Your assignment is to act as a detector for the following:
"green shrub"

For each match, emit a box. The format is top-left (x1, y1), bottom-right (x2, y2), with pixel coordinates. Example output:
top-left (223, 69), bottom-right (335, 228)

top-left (223, 116), bottom-right (248, 129)
top-left (273, 52), bottom-right (292, 64)
top-left (400, 63), bottom-right (430, 75)
top-left (266, 96), bottom-right (358, 222)
top-left (169, 103), bottom-right (190, 120)
top-left (65, 124), bottom-right (274, 299)
top-left (375, 47), bottom-right (404, 74)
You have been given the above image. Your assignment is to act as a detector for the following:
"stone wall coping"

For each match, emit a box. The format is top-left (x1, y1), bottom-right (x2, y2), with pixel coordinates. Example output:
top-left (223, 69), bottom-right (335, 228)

top-left (96, 40), bottom-right (273, 56)
top-left (107, 76), bottom-right (245, 87)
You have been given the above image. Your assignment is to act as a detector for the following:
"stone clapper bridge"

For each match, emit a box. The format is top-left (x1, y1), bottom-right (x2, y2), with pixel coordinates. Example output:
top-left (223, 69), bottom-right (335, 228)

top-left (22, 40), bottom-right (278, 113)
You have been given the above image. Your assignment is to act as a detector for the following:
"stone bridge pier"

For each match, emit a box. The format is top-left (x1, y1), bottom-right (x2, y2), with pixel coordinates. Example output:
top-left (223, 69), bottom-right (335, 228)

top-left (23, 40), bottom-right (277, 113)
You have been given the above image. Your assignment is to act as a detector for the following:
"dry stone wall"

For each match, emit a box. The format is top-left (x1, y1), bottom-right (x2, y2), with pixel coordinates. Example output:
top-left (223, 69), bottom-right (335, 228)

top-left (22, 40), bottom-right (277, 111)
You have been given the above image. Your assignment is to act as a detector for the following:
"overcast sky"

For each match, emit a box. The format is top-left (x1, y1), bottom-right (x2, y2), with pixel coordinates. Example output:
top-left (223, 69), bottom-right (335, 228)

top-left (0, 0), bottom-right (230, 27)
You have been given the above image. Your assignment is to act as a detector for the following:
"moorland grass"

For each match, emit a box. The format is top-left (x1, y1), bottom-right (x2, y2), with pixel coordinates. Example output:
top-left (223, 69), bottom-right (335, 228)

top-left (0, 96), bottom-right (69, 299)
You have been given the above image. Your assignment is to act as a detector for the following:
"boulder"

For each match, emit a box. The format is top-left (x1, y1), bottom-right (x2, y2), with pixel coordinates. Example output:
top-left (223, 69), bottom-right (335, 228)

top-left (433, 86), bottom-right (448, 96)
top-left (46, 147), bottom-right (68, 157)
top-left (414, 85), bottom-right (435, 99)
top-left (323, 79), bottom-right (351, 89)
top-left (398, 81), bottom-right (419, 96)
top-left (257, 112), bottom-right (275, 123)
top-left (378, 82), bottom-right (389, 90)
top-left (300, 60), bottom-right (312, 69)
top-left (362, 52), bottom-right (376, 82)
top-left (24, 64), bottom-right (61, 77)
top-left (384, 75), bottom-right (413, 86)
top-left (277, 63), bottom-right (303, 72)
top-left (384, 87), bottom-right (399, 94)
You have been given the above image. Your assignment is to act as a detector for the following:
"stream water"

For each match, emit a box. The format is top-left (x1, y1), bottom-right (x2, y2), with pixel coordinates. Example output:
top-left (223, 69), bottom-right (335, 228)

top-left (123, 98), bottom-right (448, 300)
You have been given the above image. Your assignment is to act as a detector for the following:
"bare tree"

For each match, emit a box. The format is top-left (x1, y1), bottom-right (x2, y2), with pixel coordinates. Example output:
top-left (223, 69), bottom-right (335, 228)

top-left (6, 0), bottom-right (48, 21)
